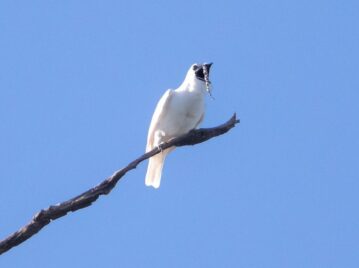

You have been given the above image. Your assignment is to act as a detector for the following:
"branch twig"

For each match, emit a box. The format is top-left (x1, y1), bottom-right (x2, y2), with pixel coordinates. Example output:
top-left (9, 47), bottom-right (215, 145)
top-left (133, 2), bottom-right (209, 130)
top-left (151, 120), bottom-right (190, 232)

top-left (0, 114), bottom-right (239, 255)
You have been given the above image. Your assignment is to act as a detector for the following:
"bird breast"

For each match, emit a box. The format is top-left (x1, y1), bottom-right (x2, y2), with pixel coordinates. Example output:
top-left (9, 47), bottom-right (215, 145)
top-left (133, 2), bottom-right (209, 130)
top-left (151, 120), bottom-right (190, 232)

top-left (161, 91), bottom-right (204, 138)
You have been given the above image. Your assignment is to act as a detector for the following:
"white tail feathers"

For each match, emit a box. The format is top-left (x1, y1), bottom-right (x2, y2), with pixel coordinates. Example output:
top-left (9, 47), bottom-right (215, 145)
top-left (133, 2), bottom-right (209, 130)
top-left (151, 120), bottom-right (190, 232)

top-left (146, 147), bottom-right (175, 189)
top-left (145, 152), bottom-right (167, 189)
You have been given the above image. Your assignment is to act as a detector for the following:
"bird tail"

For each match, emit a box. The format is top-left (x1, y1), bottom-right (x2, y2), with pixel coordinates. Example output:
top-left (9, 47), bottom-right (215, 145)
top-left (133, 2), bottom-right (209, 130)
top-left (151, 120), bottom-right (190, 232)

top-left (145, 149), bottom-right (171, 189)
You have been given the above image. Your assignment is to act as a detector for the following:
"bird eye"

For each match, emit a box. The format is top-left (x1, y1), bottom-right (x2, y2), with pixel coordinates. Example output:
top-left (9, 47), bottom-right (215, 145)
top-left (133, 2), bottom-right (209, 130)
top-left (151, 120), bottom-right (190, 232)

top-left (192, 65), bottom-right (198, 71)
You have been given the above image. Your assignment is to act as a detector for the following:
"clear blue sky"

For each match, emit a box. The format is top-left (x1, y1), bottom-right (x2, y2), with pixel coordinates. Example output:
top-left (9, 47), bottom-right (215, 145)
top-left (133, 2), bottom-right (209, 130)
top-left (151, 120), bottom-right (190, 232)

top-left (1, 1), bottom-right (358, 267)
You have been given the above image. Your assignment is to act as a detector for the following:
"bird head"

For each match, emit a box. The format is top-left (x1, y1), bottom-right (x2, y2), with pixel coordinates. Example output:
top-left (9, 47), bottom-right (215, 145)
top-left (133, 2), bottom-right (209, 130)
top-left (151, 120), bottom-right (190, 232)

top-left (184, 63), bottom-right (213, 95)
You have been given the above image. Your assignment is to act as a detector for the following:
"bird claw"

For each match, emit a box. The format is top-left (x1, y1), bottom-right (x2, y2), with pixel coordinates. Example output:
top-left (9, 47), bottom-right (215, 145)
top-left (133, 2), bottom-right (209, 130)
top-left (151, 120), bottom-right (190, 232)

top-left (156, 143), bottom-right (164, 153)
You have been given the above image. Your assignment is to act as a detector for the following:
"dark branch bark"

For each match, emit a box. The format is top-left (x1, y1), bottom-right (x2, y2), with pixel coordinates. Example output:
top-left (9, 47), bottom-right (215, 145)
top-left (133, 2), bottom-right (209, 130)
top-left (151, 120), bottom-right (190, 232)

top-left (0, 114), bottom-right (239, 255)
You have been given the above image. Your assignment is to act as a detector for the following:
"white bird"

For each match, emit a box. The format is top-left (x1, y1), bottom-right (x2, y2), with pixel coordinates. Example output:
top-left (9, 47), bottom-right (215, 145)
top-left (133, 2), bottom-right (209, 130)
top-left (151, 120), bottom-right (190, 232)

top-left (145, 63), bottom-right (213, 189)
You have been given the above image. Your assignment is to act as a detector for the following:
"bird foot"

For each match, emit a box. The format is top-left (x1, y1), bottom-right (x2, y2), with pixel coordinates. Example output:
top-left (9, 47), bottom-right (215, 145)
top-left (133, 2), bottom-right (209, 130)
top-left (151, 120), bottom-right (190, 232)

top-left (156, 143), bottom-right (164, 153)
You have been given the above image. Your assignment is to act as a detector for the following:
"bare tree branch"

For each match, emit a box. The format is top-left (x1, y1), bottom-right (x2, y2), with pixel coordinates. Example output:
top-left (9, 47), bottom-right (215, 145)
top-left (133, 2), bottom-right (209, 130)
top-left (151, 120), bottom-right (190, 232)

top-left (0, 113), bottom-right (240, 255)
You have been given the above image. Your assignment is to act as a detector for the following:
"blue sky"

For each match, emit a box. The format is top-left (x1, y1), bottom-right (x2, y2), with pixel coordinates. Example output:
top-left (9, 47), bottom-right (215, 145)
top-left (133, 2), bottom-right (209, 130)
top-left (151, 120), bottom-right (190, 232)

top-left (1, 0), bottom-right (358, 267)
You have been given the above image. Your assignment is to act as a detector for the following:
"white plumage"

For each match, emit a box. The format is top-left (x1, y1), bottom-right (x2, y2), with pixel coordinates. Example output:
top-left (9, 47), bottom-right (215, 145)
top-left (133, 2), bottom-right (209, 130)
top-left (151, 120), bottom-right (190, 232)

top-left (145, 63), bottom-right (212, 189)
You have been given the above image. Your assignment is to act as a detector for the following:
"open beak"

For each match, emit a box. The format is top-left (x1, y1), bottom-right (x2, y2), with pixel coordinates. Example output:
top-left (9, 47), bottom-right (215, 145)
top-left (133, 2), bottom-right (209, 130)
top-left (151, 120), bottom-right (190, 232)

top-left (204, 63), bottom-right (213, 72)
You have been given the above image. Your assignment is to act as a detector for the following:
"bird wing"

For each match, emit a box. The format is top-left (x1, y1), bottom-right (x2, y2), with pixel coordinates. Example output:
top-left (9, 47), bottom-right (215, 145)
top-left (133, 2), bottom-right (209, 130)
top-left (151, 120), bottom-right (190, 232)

top-left (146, 89), bottom-right (174, 152)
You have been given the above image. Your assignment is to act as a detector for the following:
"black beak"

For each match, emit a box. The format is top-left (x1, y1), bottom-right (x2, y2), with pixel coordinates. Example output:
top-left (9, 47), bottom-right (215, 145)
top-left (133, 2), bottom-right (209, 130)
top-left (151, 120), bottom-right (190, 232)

top-left (204, 63), bottom-right (213, 72)
top-left (194, 62), bottom-right (213, 81)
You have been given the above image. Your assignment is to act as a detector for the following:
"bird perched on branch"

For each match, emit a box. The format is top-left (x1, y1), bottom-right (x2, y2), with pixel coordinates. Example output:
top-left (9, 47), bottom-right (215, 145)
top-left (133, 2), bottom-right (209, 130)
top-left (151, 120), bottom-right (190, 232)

top-left (145, 63), bottom-right (213, 189)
